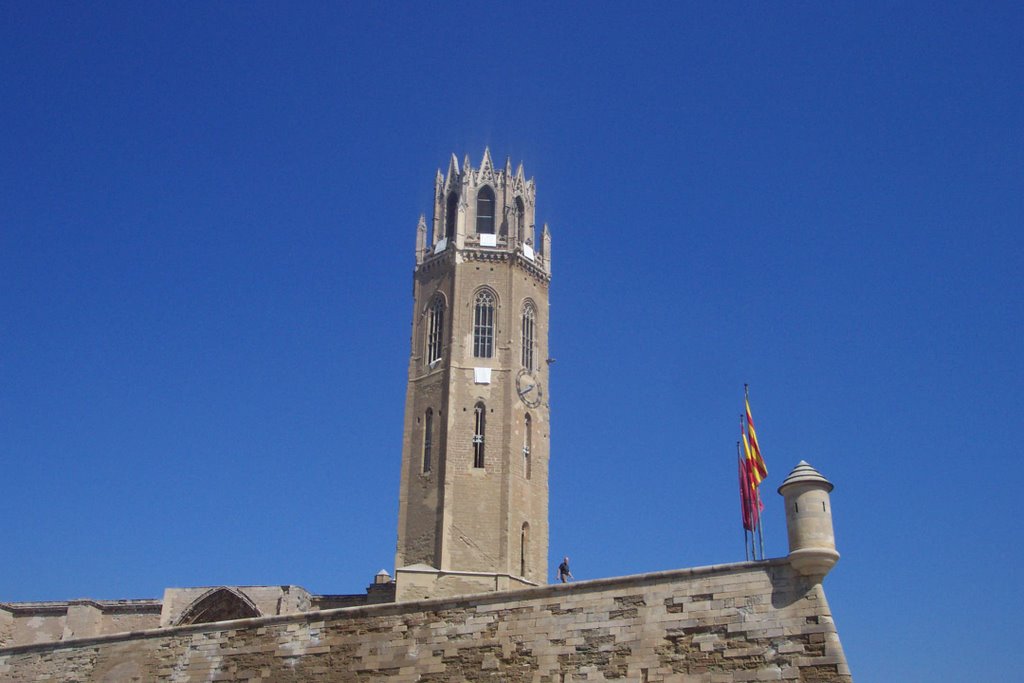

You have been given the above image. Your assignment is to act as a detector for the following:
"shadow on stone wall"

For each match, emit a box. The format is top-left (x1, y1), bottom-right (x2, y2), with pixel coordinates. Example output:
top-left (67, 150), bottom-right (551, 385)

top-left (769, 562), bottom-right (815, 609)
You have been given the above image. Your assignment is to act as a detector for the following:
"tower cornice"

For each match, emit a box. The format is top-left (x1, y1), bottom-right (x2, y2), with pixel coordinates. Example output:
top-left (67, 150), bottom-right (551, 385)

top-left (426, 247), bottom-right (551, 284)
top-left (417, 242), bottom-right (550, 283)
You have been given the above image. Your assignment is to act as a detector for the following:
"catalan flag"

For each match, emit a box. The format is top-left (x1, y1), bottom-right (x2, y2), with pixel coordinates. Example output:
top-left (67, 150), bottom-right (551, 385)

top-left (737, 452), bottom-right (762, 532)
top-left (739, 386), bottom-right (768, 560)
top-left (745, 395), bottom-right (768, 484)
top-left (738, 454), bottom-right (754, 531)
top-left (741, 432), bottom-right (764, 511)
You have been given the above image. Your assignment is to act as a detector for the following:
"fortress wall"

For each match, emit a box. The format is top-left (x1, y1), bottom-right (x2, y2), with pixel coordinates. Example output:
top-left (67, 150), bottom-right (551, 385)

top-left (0, 602), bottom-right (164, 649)
top-left (0, 559), bottom-right (850, 682)
top-left (10, 610), bottom-right (66, 647)
top-left (98, 611), bottom-right (161, 638)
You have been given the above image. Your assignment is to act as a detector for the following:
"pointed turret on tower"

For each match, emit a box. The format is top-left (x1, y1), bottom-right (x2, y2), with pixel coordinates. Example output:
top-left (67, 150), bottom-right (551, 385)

top-left (415, 215), bottom-right (427, 265)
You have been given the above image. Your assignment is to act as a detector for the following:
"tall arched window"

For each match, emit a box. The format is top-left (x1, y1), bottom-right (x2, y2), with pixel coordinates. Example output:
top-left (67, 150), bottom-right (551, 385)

top-left (423, 408), bottom-right (433, 473)
top-left (445, 192), bottom-right (458, 240)
top-left (427, 295), bottom-right (445, 365)
top-left (524, 413), bottom-right (532, 480)
top-left (473, 290), bottom-right (495, 358)
top-left (473, 403), bottom-right (486, 468)
top-left (521, 302), bottom-right (535, 371)
top-left (520, 522), bottom-right (530, 577)
top-left (476, 186), bottom-right (495, 234)
top-left (515, 197), bottom-right (525, 242)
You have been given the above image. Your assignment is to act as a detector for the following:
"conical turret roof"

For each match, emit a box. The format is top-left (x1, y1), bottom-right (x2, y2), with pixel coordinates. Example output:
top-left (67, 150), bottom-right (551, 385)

top-left (778, 460), bottom-right (834, 494)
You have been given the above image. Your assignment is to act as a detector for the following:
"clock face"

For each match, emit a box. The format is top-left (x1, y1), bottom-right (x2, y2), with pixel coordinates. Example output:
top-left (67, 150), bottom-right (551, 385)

top-left (516, 368), bottom-right (543, 408)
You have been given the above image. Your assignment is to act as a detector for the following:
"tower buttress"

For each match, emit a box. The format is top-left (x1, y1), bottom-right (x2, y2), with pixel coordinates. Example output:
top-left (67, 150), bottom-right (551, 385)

top-left (395, 152), bottom-right (552, 601)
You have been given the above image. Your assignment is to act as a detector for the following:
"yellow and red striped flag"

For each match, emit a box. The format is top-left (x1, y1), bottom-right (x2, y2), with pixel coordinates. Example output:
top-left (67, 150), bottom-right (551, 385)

top-left (738, 450), bottom-right (762, 529)
top-left (745, 395), bottom-right (768, 484)
top-left (738, 454), bottom-right (754, 531)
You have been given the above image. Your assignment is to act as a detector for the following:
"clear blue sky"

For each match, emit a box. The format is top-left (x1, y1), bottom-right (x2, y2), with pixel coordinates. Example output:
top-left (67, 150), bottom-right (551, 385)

top-left (2, 3), bottom-right (1020, 681)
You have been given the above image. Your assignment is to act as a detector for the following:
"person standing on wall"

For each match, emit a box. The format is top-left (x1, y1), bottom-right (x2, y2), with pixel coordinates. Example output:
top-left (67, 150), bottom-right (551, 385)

top-left (558, 556), bottom-right (573, 583)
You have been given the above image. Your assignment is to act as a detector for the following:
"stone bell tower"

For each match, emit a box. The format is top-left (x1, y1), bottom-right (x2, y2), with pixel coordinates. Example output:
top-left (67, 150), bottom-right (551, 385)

top-left (394, 149), bottom-right (552, 601)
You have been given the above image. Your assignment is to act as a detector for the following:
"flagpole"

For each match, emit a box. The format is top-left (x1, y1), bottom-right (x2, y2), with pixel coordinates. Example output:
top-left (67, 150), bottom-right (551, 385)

top-left (758, 504), bottom-right (766, 560)
top-left (740, 415), bottom-right (752, 560)
top-left (752, 499), bottom-right (760, 560)
top-left (746, 384), bottom-right (767, 560)
top-left (751, 476), bottom-right (761, 561)
top-left (737, 441), bottom-right (749, 561)
top-left (744, 386), bottom-right (758, 559)
top-left (741, 412), bottom-right (752, 561)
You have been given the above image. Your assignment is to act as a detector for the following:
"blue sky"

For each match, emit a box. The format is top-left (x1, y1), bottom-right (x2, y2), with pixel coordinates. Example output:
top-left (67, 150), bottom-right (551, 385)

top-left (2, 3), bottom-right (1021, 681)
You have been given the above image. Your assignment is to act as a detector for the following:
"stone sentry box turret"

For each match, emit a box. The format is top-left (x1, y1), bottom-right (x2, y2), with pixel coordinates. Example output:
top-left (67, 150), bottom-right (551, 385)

top-left (779, 460), bottom-right (840, 579)
top-left (395, 150), bottom-right (552, 601)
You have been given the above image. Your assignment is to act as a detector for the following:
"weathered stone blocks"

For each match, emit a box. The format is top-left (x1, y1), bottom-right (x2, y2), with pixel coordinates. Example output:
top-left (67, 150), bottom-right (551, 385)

top-left (0, 559), bottom-right (849, 682)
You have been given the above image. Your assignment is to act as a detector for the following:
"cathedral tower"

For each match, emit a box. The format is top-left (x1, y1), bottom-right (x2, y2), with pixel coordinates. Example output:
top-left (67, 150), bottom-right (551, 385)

top-left (394, 150), bottom-right (552, 601)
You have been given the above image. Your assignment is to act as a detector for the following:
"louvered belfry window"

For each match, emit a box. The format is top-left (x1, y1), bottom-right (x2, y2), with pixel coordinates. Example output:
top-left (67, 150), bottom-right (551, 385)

top-left (515, 197), bottom-right (525, 242)
top-left (427, 296), bottom-right (444, 364)
top-left (521, 303), bottom-right (535, 371)
top-left (473, 290), bottom-right (495, 358)
top-left (445, 192), bottom-right (458, 240)
top-left (476, 186), bottom-right (495, 234)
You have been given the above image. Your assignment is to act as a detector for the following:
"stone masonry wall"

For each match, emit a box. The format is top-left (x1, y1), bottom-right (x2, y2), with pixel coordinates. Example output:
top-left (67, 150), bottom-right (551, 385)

top-left (0, 601), bottom-right (162, 649)
top-left (0, 559), bottom-right (850, 682)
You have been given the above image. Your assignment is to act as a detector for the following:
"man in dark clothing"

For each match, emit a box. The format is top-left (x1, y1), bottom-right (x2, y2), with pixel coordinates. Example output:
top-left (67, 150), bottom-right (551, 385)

top-left (558, 556), bottom-right (573, 583)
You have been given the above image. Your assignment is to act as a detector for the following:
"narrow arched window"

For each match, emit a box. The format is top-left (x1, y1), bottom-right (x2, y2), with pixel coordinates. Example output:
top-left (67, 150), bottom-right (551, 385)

top-left (520, 522), bottom-right (530, 577)
top-left (515, 197), bottom-right (525, 242)
top-left (473, 290), bottom-right (495, 358)
top-left (524, 413), bottom-right (532, 480)
top-left (445, 192), bottom-right (458, 240)
top-left (423, 408), bottom-right (433, 473)
top-left (427, 296), bottom-right (444, 365)
top-left (473, 403), bottom-right (486, 468)
top-left (521, 302), bottom-right (535, 371)
top-left (476, 186), bottom-right (495, 234)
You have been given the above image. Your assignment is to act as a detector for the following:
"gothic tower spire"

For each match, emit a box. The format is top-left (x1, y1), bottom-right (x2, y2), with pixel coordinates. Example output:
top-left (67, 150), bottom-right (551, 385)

top-left (395, 152), bottom-right (552, 601)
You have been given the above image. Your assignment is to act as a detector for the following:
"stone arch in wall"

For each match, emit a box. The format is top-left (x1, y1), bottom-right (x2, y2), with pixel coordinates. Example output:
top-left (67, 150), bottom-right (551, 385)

top-left (175, 587), bottom-right (261, 626)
